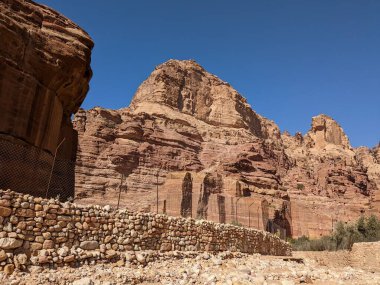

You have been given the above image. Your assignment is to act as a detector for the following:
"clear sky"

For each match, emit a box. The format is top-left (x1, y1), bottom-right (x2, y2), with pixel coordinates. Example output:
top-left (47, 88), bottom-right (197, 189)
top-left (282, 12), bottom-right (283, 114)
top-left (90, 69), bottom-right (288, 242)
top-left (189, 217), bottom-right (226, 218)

top-left (38, 0), bottom-right (379, 147)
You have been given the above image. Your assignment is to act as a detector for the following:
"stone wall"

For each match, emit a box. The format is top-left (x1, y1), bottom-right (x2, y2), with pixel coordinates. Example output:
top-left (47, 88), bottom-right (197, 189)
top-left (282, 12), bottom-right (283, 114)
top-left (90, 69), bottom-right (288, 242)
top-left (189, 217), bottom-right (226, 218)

top-left (294, 241), bottom-right (380, 272)
top-left (350, 241), bottom-right (380, 271)
top-left (0, 189), bottom-right (290, 274)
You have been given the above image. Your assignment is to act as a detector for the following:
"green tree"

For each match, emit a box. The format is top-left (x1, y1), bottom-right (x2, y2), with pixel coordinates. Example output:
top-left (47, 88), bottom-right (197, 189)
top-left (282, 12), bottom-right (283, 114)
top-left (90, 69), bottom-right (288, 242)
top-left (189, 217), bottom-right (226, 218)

top-left (356, 216), bottom-right (366, 236)
top-left (346, 224), bottom-right (362, 249)
top-left (334, 221), bottom-right (346, 250)
top-left (290, 215), bottom-right (380, 252)
top-left (366, 215), bottom-right (380, 241)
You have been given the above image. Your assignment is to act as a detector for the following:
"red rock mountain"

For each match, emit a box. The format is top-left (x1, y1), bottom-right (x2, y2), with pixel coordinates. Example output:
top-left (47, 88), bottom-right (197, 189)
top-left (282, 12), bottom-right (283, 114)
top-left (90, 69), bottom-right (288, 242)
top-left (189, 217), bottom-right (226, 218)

top-left (74, 60), bottom-right (380, 238)
top-left (0, 0), bottom-right (93, 198)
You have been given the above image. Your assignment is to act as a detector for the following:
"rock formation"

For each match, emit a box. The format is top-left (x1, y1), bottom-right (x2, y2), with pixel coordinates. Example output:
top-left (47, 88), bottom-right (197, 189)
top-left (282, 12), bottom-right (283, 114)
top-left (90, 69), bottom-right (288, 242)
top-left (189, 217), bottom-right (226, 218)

top-left (0, 0), bottom-right (93, 198)
top-left (282, 115), bottom-right (380, 237)
top-left (74, 59), bottom-right (379, 238)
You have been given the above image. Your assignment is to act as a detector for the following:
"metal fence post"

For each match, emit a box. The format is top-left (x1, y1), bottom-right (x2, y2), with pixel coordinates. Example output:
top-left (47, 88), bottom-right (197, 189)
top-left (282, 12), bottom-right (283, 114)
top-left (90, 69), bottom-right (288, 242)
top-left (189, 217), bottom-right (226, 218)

top-left (156, 169), bottom-right (159, 214)
top-left (248, 201), bottom-right (255, 227)
top-left (45, 138), bottom-right (65, 198)
top-left (257, 205), bottom-right (260, 229)
top-left (235, 197), bottom-right (242, 223)
top-left (117, 174), bottom-right (124, 210)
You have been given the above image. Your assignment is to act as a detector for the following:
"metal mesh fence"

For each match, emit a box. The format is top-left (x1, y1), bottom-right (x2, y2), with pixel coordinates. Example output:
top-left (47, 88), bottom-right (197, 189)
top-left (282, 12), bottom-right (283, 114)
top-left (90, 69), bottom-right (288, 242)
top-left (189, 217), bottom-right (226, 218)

top-left (266, 220), bottom-right (287, 240)
top-left (0, 138), bottom-right (75, 200)
top-left (48, 158), bottom-right (76, 200)
top-left (1, 138), bottom-right (289, 240)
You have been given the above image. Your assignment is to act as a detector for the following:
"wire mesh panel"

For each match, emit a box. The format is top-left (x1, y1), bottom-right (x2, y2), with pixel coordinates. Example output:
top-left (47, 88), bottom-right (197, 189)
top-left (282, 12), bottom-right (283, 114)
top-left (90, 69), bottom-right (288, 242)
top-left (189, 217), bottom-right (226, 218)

top-left (48, 158), bottom-right (76, 200)
top-left (0, 138), bottom-right (293, 238)
top-left (0, 139), bottom-right (52, 196)
top-left (0, 138), bottom-right (75, 200)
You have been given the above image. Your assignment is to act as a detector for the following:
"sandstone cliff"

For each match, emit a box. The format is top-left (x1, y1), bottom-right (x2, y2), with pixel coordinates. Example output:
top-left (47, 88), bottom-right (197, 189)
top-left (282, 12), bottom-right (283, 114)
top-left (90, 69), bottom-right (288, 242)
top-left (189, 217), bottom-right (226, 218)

top-left (74, 60), bottom-right (287, 214)
top-left (282, 115), bottom-right (380, 237)
top-left (0, 0), bottom-right (93, 197)
top-left (74, 59), bottom-right (380, 238)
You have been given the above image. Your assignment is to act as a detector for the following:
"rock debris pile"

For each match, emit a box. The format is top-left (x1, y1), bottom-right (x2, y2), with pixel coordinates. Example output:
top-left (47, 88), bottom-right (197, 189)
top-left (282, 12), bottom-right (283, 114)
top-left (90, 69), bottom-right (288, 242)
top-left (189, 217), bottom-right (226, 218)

top-left (2, 250), bottom-right (380, 285)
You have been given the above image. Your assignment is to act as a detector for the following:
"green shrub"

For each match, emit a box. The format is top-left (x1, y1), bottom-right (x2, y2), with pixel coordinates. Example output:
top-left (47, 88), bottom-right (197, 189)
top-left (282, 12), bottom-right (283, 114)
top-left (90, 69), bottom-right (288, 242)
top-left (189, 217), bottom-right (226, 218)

top-left (296, 183), bottom-right (305, 190)
top-left (365, 215), bottom-right (380, 241)
top-left (289, 235), bottom-right (336, 251)
top-left (290, 215), bottom-right (380, 251)
top-left (230, 220), bottom-right (243, 227)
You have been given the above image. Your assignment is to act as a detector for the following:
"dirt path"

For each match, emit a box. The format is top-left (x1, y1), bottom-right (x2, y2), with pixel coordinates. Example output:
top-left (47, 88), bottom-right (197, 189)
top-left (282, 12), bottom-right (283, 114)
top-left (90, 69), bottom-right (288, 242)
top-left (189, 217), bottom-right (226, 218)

top-left (1, 251), bottom-right (379, 285)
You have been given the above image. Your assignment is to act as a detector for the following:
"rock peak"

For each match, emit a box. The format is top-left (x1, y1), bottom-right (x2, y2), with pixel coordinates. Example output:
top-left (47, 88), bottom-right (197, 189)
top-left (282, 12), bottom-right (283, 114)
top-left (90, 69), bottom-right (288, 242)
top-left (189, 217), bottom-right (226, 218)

top-left (305, 114), bottom-right (351, 149)
top-left (129, 59), bottom-right (279, 139)
top-left (155, 59), bottom-right (205, 71)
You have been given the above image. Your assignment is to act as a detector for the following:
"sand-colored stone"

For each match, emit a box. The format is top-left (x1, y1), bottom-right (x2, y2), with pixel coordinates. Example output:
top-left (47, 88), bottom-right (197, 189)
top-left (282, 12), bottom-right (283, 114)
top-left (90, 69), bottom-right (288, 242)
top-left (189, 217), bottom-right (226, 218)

top-left (0, 189), bottom-right (289, 273)
top-left (4, 264), bottom-right (15, 275)
top-left (0, 206), bottom-right (12, 217)
top-left (0, 249), bottom-right (7, 262)
top-left (0, 238), bottom-right (23, 249)
top-left (350, 241), bottom-right (380, 271)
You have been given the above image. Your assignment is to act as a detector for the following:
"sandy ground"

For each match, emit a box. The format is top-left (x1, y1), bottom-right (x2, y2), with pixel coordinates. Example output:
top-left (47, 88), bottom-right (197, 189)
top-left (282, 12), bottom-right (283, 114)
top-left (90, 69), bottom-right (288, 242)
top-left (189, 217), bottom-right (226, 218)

top-left (1, 250), bottom-right (379, 285)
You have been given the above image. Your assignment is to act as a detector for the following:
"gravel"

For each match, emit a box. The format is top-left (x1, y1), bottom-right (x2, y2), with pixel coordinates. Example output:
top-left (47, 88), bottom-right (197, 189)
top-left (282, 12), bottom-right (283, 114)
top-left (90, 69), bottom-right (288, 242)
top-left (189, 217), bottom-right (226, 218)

top-left (1, 251), bottom-right (379, 285)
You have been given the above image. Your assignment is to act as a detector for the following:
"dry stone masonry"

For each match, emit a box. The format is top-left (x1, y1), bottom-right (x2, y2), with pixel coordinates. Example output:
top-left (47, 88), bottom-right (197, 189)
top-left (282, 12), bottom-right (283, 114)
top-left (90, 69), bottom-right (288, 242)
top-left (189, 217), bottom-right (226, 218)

top-left (0, 189), bottom-right (290, 274)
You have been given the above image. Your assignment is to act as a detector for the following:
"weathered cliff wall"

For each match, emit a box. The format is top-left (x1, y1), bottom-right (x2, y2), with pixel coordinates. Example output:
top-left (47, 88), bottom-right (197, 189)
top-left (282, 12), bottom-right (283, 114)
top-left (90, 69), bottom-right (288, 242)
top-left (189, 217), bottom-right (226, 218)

top-left (74, 60), bottom-right (380, 238)
top-left (0, 0), bottom-right (93, 197)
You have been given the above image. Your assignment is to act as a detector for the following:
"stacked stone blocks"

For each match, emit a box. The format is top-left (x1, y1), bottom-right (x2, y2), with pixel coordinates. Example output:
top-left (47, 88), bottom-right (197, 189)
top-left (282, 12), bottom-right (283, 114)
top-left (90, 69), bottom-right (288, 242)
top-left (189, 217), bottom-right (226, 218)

top-left (0, 189), bottom-right (290, 274)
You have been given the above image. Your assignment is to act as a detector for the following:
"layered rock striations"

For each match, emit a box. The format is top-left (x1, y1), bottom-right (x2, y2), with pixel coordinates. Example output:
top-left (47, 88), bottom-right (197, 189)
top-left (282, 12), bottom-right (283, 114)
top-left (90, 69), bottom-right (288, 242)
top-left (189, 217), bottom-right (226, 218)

top-left (74, 59), bottom-right (380, 238)
top-left (74, 60), bottom-right (289, 224)
top-left (0, 0), bottom-right (93, 197)
top-left (282, 115), bottom-right (380, 237)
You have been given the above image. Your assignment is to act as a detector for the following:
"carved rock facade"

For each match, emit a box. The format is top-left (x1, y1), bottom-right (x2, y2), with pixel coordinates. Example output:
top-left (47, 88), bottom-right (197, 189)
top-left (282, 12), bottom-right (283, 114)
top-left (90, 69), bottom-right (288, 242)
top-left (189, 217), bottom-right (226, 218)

top-left (74, 60), bottom-right (380, 238)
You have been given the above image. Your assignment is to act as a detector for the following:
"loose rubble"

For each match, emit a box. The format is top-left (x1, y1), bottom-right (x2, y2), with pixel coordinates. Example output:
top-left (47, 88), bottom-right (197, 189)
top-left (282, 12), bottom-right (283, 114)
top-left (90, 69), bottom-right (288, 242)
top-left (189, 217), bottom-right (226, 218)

top-left (1, 251), bottom-right (379, 285)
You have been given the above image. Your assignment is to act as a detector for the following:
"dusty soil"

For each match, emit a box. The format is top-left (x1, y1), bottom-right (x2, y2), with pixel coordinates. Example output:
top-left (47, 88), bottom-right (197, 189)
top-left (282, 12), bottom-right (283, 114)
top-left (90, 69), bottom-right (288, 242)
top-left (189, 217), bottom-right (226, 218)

top-left (1, 251), bottom-right (379, 285)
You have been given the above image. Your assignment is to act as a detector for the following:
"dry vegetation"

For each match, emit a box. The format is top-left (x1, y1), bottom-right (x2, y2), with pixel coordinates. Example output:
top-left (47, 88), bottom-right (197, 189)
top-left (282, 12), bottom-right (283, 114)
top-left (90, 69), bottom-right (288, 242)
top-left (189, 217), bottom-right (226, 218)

top-left (290, 215), bottom-right (380, 251)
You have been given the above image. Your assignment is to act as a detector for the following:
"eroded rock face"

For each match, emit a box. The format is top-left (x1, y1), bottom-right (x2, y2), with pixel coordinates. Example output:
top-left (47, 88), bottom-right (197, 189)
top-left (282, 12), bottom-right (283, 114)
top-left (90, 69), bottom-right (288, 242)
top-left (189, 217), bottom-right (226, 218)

top-left (74, 60), bottom-right (288, 217)
top-left (304, 114), bottom-right (350, 149)
top-left (282, 116), bottom-right (380, 237)
top-left (74, 60), bottom-right (380, 238)
top-left (130, 60), bottom-right (279, 139)
top-left (0, 0), bottom-right (93, 197)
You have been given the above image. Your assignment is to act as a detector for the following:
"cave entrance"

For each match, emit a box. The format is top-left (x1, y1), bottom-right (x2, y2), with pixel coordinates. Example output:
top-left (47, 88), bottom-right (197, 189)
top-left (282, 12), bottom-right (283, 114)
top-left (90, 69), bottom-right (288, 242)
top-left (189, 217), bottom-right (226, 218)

top-left (196, 173), bottom-right (223, 219)
top-left (266, 209), bottom-right (292, 239)
top-left (217, 194), bottom-right (226, 223)
top-left (242, 188), bottom-right (251, 197)
top-left (180, 172), bottom-right (192, 218)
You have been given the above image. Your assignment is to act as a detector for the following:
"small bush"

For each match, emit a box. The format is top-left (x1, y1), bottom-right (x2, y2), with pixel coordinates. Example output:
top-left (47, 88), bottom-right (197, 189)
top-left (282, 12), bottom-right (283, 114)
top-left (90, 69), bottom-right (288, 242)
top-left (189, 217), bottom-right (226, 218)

top-left (296, 183), bottom-right (305, 190)
top-left (230, 220), bottom-right (243, 227)
top-left (289, 235), bottom-right (336, 251)
top-left (290, 215), bottom-right (380, 251)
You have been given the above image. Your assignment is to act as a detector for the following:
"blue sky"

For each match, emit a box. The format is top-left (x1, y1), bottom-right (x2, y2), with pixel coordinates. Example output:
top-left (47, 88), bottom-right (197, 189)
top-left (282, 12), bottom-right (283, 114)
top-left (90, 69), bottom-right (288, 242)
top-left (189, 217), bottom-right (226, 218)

top-left (38, 0), bottom-right (379, 147)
